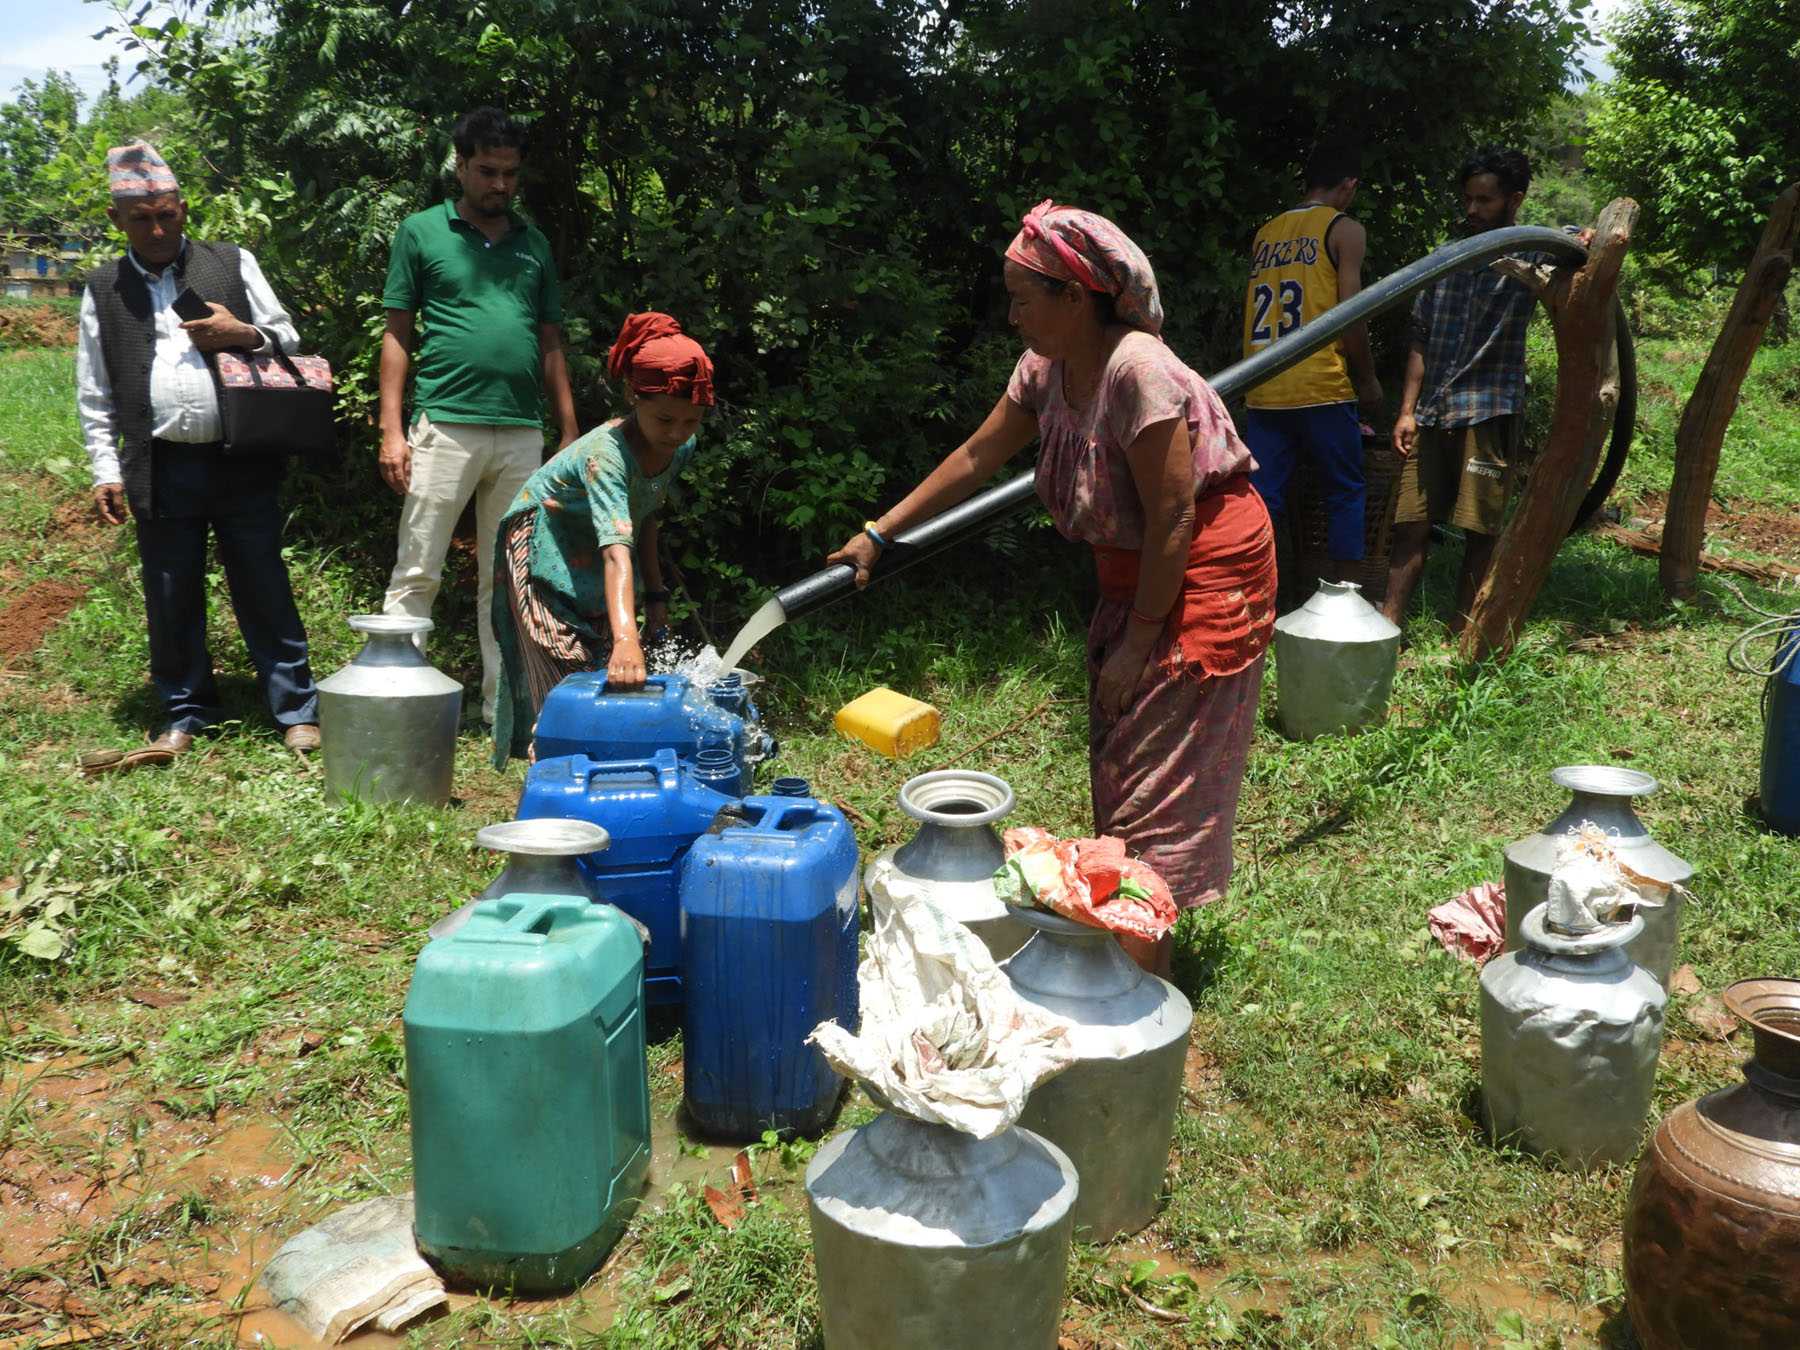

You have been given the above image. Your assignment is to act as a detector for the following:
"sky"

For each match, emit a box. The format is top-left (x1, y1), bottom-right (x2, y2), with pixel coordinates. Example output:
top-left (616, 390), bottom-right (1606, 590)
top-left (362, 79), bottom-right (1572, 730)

top-left (2, 0), bottom-right (158, 105)
top-left (9, 0), bottom-right (1633, 107)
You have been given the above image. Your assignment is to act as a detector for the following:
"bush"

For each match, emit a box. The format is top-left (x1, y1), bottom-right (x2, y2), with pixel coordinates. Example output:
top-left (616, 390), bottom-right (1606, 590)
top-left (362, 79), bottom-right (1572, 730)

top-left (100, 0), bottom-right (1586, 615)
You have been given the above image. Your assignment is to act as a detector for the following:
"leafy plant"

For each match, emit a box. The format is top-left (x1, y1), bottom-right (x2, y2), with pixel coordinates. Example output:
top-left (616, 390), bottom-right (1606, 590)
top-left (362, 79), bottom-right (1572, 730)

top-left (1, 850), bottom-right (94, 961)
top-left (1588, 0), bottom-right (1800, 274)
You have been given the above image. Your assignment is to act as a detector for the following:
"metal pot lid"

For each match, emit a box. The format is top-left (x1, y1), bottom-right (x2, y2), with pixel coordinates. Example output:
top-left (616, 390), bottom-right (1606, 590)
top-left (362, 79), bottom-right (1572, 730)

top-left (1004, 903), bottom-right (1114, 939)
top-left (348, 613), bottom-right (434, 637)
top-left (898, 770), bottom-right (1015, 828)
top-left (1550, 764), bottom-right (1659, 799)
top-left (475, 819), bottom-right (609, 856)
top-left (1519, 900), bottom-right (1644, 957)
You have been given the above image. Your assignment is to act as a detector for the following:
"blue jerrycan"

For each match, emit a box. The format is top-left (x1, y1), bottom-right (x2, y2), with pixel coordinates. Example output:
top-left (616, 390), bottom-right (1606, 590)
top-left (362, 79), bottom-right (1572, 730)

top-left (531, 672), bottom-right (771, 791)
top-left (404, 896), bottom-right (649, 1292)
top-left (517, 749), bottom-right (736, 1006)
top-left (679, 790), bottom-right (861, 1139)
top-left (1761, 619), bottom-right (1800, 835)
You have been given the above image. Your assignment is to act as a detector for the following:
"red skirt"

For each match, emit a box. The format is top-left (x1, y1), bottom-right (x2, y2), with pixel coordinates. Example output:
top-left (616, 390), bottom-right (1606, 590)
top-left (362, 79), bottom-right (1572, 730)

top-left (1090, 476), bottom-right (1276, 681)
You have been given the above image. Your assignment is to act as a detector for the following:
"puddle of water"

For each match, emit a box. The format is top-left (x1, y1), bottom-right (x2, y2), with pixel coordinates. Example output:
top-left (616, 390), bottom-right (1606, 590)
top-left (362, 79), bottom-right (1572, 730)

top-left (175, 1121), bottom-right (292, 1191)
top-left (646, 1104), bottom-right (745, 1201)
top-left (234, 1302), bottom-right (414, 1348)
top-left (208, 1107), bottom-right (727, 1347)
top-left (6, 1049), bottom-right (750, 1346)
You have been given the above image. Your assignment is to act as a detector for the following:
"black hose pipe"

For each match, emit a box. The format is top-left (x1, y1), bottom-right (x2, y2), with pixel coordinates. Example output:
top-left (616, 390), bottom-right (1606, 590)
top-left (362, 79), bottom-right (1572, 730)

top-left (775, 225), bottom-right (1635, 622)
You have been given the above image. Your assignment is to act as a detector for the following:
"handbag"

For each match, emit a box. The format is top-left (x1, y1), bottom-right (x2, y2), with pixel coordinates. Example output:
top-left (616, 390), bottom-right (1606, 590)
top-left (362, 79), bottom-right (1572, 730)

top-left (211, 346), bottom-right (337, 457)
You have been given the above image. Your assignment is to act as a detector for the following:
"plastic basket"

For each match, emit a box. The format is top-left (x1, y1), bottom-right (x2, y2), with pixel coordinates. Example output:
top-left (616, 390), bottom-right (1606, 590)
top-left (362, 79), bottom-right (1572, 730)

top-left (1291, 434), bottom-right (1401, 602)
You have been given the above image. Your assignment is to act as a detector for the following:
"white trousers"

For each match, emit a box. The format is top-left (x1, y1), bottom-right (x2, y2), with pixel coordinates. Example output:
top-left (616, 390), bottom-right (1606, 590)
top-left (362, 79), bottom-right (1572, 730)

top-left (381, 412), bottom-right (543, 722)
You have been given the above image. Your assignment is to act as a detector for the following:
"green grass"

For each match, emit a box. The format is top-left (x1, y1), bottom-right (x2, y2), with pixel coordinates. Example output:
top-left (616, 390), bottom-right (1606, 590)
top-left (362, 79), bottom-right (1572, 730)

top-left (1525, 274), bottom-right (1800, 510)
top-left (1, 305), bottom-right (1797, 1349)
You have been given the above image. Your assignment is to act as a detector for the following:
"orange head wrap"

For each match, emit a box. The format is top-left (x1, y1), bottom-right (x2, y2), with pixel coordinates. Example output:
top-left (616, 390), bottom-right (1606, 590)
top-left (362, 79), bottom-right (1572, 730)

top-left (606, 312), bottom-right (716, 406)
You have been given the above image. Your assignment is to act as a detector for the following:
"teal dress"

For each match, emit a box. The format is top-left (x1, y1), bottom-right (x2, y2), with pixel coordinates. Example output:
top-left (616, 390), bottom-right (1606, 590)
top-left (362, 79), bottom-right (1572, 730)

top-left (491, 421), bottom-right (697, 765)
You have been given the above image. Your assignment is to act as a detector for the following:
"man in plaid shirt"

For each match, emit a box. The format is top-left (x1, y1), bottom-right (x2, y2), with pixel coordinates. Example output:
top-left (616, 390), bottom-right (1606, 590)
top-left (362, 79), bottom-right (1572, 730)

top-left (1382, 147), bottom-right (1541, 632)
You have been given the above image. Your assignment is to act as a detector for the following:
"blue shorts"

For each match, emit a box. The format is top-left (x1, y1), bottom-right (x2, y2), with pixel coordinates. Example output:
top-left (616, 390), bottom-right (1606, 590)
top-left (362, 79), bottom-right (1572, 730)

top-left (1245, 402), bottom-right (1365, 562)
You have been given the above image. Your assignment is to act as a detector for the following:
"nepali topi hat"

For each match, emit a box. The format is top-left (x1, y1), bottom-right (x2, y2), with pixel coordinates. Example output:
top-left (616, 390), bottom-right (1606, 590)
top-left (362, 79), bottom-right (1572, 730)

top-left (107, 140), bottom-right (180, 201)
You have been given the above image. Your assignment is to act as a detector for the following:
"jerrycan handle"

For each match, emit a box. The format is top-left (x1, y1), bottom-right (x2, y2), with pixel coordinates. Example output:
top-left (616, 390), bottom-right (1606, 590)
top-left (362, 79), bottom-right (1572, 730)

top-left (704, 803), bottom-right (753, 836)
top-left (596, 673), bottom-right (673, 699)
top-left (718, 800), bottom-right (829, 838)
top-left (577, 747), bottom-right (683, 791)
top-left (465, 894), bottom-right (590, 946)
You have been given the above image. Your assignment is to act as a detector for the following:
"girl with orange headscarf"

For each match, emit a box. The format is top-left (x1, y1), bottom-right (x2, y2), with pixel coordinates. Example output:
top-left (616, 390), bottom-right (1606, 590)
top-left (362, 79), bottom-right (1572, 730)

top-left (831, 202), bottom-right (1276, 971)
top-left (491, 312), bottom-right (715, 764)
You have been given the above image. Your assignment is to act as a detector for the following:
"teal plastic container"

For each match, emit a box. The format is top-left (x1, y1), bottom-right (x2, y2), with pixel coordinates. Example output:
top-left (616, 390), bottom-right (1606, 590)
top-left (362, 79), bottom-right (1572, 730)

top-left (404, 895), bottom-right (650, 1291)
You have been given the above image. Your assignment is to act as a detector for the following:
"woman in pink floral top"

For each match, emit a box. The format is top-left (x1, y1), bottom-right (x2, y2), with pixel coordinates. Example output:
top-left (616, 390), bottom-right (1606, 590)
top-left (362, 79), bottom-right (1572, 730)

top-left (832, 202), bottom-right (1276, 970)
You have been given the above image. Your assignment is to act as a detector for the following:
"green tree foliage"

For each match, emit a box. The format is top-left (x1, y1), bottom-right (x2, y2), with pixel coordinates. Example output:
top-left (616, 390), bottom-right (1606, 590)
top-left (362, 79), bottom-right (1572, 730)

top-left (83, 0), bottom-right (1583, 600)
top-left (1516, 89), bottom-right (1602, 231)
top-left (0, 72), bottom-right (86, 232)
top-left (0, 59), bottom-right (216, 258)
top-left (1587, 0), bottom-right (1799, 268)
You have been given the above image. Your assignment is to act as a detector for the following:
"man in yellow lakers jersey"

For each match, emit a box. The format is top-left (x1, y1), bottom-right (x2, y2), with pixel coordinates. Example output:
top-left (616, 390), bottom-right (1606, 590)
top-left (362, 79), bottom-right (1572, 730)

top-left (1242, 142), bottom-right (1384, 580)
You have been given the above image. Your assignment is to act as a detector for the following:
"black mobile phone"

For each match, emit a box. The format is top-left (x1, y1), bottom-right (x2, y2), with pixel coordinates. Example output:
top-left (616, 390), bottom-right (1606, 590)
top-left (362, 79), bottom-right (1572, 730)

top-left (171, 287), bottom-right (212, 322)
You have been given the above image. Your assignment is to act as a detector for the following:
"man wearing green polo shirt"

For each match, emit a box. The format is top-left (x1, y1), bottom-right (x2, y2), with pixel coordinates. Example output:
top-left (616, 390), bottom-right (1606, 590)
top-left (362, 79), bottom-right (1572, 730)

top-left (378, 107), bottom-right (578, 724)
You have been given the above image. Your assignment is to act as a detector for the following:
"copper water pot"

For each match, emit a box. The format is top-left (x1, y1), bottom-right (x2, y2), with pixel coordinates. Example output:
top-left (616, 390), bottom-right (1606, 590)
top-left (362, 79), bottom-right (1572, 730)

top-left (1623, 978), bottom-right (1800, 1348)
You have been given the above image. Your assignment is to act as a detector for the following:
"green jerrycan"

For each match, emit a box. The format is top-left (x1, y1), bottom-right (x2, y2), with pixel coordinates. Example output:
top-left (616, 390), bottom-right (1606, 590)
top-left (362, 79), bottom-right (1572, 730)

top-left (404, 894), bottom-right (650, 1292)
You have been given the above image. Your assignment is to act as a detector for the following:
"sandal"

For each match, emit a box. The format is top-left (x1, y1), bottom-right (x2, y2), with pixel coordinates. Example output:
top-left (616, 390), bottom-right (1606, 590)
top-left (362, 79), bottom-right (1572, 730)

top-left (76, 729), bottom-right (193, 778)
top-left (76, 745), bottom-right (178, 778)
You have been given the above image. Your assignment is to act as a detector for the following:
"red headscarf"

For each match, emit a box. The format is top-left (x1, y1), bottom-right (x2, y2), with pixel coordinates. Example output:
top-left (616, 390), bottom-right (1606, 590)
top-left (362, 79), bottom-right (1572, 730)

top-left (1003, 200), bottom-right (1165, 335)
top-left (606, 312), bottom-right (716, 406)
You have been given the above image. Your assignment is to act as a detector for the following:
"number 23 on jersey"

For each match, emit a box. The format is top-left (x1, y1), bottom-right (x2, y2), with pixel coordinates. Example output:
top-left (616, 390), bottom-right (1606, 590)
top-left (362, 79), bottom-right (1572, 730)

top-left (1249, 279), bottom-right (1304, 347)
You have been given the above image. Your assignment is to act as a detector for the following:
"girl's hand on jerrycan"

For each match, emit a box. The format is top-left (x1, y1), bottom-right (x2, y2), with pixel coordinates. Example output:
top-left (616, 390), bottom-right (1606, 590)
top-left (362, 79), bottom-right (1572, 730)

top-left (608, 635), bottom-right (647, 688)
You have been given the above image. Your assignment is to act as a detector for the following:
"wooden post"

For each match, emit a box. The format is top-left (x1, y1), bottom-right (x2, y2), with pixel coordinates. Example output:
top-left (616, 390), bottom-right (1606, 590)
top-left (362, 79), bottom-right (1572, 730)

top-left (1459, 197), bottom-right (1639, 664)
top-left (1659, 185), bottom-right (1800, 600)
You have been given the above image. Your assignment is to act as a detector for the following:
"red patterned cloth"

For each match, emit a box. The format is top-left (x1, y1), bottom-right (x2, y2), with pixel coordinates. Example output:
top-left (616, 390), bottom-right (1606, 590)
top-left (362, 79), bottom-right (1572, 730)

top-left (1428, 882), bottom-right (1508, 966)
top-left (606, 311), bottom-right (715, 405)
top-left (1004, 199), bottom-right (1164, 335)
top-left (213, 351), bottom-right (333, 390)
top-left (1091, 478), bottom-right (1276, 682)
top-left (998, 827), bottom-right (1179, 941)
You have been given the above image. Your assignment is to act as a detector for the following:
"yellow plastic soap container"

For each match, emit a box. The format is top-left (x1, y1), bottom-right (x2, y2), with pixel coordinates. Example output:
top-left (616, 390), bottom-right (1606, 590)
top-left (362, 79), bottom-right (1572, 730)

top-left (834, 688), bottom-right (941, 758)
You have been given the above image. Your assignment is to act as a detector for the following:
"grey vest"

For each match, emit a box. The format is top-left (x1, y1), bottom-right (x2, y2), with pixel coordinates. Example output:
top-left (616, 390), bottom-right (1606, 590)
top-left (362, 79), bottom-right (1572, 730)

top-left (86, 240), bottom-right (253, 518)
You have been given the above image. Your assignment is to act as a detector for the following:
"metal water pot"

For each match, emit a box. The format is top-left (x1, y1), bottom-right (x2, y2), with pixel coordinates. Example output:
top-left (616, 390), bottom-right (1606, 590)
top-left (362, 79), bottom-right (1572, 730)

top-left (872, 770), bottom-right (1029, 960)
top-left (1502, 765), bottom-right (1693, 987)
top-left (1272, 579), bottom-right (1401, 740)
top-left (1479, 902), bottom-right (1666, 1170)
top-left (318, 615), bottom-right (462, 805)
top-left (1001, 907), bottom-right (1192, 1240)
top-left (428, 819), bottom-right (610, 941)
top-left (805, 1109), bottom-right (1077, 1349)
top-left (1624, 978), bottom-right (1800, 1348)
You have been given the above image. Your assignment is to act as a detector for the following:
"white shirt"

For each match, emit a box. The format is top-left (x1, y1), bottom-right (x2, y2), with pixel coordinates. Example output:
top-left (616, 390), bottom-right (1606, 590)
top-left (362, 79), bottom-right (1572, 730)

top-left (75, 243), bottom-right (301, 485)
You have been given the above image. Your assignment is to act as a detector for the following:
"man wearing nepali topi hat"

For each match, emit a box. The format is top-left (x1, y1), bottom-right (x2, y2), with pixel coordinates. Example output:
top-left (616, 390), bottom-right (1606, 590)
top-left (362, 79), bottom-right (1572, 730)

top-left (74, 140), bottom-right (322, 765)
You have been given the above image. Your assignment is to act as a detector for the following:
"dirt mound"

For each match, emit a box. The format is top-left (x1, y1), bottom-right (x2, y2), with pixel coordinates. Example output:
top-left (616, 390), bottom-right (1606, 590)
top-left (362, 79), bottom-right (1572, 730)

top-left (0, 303), bottom-right (79, 348)
top-left (0, 579), bottom-right (86, 666)
top-left (1634, 490), bottom-right (1800, 564)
